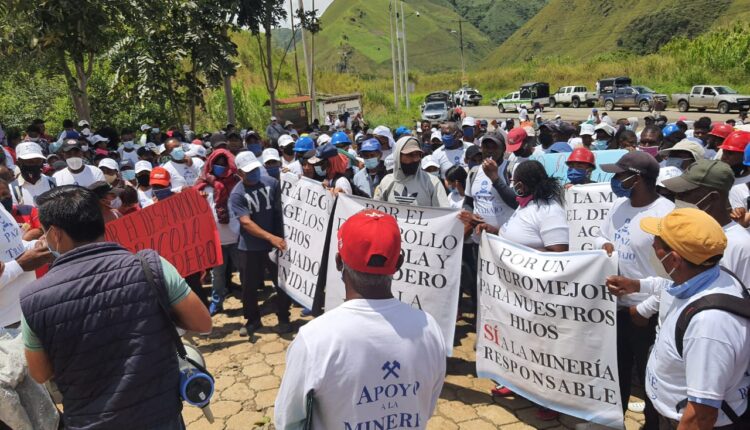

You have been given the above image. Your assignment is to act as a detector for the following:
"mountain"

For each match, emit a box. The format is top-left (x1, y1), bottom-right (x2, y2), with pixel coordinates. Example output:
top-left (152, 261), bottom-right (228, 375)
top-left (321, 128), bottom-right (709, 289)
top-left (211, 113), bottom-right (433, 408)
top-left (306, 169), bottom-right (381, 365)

top-left (446, 0), bottom-right (549, 44)
top-left (483, 0), bottom-right (750, 67)
top-left (312, 0), bottom-right (493, 74)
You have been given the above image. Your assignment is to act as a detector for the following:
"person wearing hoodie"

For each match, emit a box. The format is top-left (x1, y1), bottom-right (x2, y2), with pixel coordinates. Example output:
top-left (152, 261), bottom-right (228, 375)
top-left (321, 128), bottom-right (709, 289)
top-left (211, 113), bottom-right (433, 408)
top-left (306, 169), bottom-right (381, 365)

top-left (372, 125), bottom-right (395, 161)
top-left (374, 136), bottom-right (449, 207)
top-left (194, 148), bottom-right (241, 315)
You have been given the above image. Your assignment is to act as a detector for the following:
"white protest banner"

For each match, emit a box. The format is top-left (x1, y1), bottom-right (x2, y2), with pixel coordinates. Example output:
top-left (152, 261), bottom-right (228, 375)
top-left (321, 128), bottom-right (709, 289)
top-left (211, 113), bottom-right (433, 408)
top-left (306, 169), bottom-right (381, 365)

top-left (278, 176), bottom-right (333, 309)
top-left (477, 234), bottom-right (622, 428)
top-left (324, 195), bottom-right (463, 356)
top-left (565, 182), bottom-right (615, 251)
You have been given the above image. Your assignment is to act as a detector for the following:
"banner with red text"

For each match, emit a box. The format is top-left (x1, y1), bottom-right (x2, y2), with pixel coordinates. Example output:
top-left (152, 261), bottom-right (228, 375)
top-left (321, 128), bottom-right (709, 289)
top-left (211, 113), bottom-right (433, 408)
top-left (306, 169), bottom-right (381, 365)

top-left (324, 195), bottom-right (463, 356)
top-left (477, 233), bottom-right (622, 428)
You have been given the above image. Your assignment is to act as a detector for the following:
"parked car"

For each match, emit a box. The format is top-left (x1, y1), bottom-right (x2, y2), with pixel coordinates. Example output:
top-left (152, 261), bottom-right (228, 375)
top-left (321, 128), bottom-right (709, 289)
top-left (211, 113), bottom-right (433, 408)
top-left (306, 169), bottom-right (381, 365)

top-left (671, 85), bottom-right (750, 114)
top-left (519, 82), bottom-right (550, 109)
top-left (453, 87), bottom-right (483, 106)
top-left (496, 91), bottom-right (527, 113)
top-left (549, 86), bottom-right (597, 108)
top-left (596, 76), bottom-right (632, 96)
top-left (601, 86), bottom-right (667, 112)
top-left (421, 101), bottom-right (454, 123)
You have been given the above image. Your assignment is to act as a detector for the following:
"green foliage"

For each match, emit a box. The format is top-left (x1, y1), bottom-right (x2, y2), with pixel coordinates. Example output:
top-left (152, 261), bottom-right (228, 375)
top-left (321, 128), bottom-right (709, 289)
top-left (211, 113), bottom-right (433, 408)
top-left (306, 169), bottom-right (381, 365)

top-left (447, 0), bottom-right (548, 44)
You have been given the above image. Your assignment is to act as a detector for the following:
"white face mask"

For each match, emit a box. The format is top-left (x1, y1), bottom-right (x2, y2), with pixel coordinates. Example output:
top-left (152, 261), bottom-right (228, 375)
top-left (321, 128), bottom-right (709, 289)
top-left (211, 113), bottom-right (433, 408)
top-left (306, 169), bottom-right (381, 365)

top-left (648, 249), bottom-right (675, 280)
top-left (80, 145), bottom-right (89, 152)
top-left (66, 157), bottom-right (83, 170)
top-left (674, 191), bottom-right (716, 212)
top-left (108, 197), bottom-right (122, 209)
top-left (123, 140), bottom-right (135, 149)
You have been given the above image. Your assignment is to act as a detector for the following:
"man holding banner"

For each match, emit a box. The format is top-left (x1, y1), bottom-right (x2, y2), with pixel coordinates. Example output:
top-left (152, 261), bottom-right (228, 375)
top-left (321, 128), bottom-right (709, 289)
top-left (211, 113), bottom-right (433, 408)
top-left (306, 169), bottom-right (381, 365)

top-left (275, 209), bottom-right (446, 430)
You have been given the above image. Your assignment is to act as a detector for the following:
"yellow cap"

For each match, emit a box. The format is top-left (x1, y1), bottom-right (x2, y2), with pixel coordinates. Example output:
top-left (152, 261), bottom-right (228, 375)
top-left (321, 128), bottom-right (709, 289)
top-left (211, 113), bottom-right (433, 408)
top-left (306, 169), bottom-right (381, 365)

top-left (640, 208), bottom-right (727, 265)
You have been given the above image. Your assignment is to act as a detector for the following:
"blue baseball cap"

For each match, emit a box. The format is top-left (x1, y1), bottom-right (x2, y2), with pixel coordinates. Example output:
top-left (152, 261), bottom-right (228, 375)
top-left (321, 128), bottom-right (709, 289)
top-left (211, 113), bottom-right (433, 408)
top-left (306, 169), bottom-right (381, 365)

top-left (359, 138), bottom-right (382, 153)
top-left (394, 126), bottom-right (411, 140)
top-left (294, 136), bottom-right (315, 152)
top-left (308, 143), bottom-right (338, 164)
top-left (548, 142), bottom-right (573, 153)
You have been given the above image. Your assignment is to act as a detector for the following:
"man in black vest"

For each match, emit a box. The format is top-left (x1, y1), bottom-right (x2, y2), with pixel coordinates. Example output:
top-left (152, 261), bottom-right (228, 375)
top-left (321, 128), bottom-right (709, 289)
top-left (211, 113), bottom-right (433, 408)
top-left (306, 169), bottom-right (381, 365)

top-left (20, 185), bottom-right (212, 430)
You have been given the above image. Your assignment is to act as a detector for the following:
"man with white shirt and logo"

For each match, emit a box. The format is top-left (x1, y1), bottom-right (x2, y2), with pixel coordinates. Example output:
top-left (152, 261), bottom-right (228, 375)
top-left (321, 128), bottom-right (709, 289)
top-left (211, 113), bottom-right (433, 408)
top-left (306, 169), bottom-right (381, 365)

top-left (596, 151), bottom-right (675, 427)
top-left (275, 209), bottom-right (446, 430)
top-left (15, 142), bottom-right (56, 206)
top-left (117, 128), bottom-right (140, 166)
top-left (637, 209), bottom-right (750, 429)
top-left (161, 137), bottom-right (200, 189)
top-left (52, 140), bottom-right (105, 187)
top-left (432, 121), bottom-right (472, 177)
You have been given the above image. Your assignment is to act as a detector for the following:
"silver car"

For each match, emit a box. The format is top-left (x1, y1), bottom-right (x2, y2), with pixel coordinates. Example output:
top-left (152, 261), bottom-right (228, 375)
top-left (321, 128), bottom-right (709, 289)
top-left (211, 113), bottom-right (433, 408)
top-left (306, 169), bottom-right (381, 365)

top-left (421, 101), bottom-right (453, 123)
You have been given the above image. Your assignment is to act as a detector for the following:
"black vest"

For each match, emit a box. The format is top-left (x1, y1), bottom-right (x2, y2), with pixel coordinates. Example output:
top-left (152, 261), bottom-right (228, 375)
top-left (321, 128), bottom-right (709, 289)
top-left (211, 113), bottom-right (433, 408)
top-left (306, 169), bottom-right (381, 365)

top-left (20, 242), bottom-right (182, 430)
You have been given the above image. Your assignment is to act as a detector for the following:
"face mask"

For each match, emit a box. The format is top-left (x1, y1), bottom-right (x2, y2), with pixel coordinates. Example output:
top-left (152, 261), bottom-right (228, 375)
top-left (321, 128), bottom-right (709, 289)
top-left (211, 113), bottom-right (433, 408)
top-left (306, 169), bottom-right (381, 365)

top-left (447, 186), bottom-right (457, 194)
top-left (441, 134), bottom-right (457, 149)
top-left (108, 197), bottom-right (122, 209)
top-left (314, 165), bottom-right (327, 177)
top-left (462, 127), bottom-right (475, 140)
top-left (674, 191), bottom-right (716, 211)
top-left (247, 143), bottom-right (263, 156)
top-left (212, 165), bottom-right (227, 177)
top-left (122, 170), bottom-right (136, 181)
top-left (1, 197), bottom-right (12, 213)
top-left (639, 146), bottom-right (659, 157)
top-left (593, 140), bottom-right (609, 150)
top-left (245, 168), bottom-right (262, 184)
top-left (401, 161), bottom-right (419, 175)
top-left (136, 175), bottom-right (150, 187)
top-left (266, 166), bottom-right (280, 178)
top-left (649, 250), bottom-right (675, 280)
top-left (610, 175), bottom-right (636, 198)
top-left (44, 228), bottom-right (61, 259)
top-left (427, 171), bottom-right (439, 177)
top-left (515, 194), bottom-right (534, 208)
top-left (153, 188), bottom-right (174, 200)
top-left (625, 125), bottom-right (633, 131)
top-left (731, 164), bottom-right (747, 178)
top-left (283, 145), bottom-right (295, 156)
top-left (123, 141), bottom-right (135, 150)
top-left (468, 161), bottom-right (480, 169)
top-left (20, 165), bottom-right (43, 183)
top-left (364, 157), bottom-right (379, 170)
top-left (66, 157), bottom-right (83, 170)
top-left (104, 173), bottom-right (118, 184)
top-left (152, 128), bottom-right (160, 133)
top-left (566, 168), bottom-right (590, 184)
top-left (80, 145), bottom-right (89, 152)
top-left (664, 157), bottom-right (686, 170)
top-left (171, 148), bottom-right (185, 161)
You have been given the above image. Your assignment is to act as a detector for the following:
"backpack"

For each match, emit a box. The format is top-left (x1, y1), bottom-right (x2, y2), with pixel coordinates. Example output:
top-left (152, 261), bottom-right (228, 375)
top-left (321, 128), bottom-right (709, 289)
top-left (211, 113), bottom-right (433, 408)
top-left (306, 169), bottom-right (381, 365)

top-left (673, 267), bottom-right (750, 424)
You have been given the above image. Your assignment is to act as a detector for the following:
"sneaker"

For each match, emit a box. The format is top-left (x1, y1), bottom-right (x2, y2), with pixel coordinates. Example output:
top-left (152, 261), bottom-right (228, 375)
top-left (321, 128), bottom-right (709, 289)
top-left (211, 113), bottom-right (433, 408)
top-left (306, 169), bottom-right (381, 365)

top-left (628, 401), bottom-right (646, 413)
top-left (208, 293), bottom-right (224, 316)
top-left (239, 321), bottom-right (262, 337)
top-left (301, 308), bottom-right (312, 317)
top-left (535, 408), bottom-right (559, 421)
top-left (490, 385), bottom-right (514, 397)
top-left (276, 322), bottom-right (293, 334)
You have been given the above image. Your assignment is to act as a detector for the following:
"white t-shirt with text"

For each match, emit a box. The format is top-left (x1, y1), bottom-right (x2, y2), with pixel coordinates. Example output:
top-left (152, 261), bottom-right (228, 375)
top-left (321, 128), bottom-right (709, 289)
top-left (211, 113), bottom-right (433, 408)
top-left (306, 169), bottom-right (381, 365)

top-left (52, 165), bottom-right (104, 187)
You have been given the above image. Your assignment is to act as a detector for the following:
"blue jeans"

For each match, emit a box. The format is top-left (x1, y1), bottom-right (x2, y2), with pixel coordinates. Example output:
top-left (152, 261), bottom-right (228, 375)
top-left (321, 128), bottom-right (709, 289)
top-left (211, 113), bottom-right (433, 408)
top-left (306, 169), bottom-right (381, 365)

top-left (212, 243), bottom-right (239, 299)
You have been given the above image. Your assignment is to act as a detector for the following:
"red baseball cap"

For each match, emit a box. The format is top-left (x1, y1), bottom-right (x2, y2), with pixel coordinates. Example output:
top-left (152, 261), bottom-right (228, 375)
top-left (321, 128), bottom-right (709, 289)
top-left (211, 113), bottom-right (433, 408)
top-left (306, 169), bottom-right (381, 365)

top-left (506, 127), bottom-right (528, 152)
top-left (150, 166), bottom-right (171, 187)
top-left (338, 209), bottom-right (401, 275)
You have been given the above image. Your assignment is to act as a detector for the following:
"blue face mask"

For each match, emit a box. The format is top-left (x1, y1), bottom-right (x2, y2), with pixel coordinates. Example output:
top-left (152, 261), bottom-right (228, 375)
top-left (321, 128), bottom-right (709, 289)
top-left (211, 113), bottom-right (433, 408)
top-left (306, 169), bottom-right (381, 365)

top-left (364, 157), bottom-right (379, 170)
top-left (665, 157), bottom-right (685, 170)
top-left (153, 187), bottom-right (174, 201)
top-left (462, 127), bottom-right (475, 140)
top-left (212, 165), bottom-right (227, 177)
top-left (441, 134), bottom-right (457, 149)
top-left (468, 161), bottom-right (480, 169)
top-left (566, 168), bottom-right (589, 184)
top-left (171, 148), bottom-right (185, 161)
top-left (245, 168), bottom-right (261, 185)
top-left (447, 186), bottom-right (456, 194)
top-left (266, 166), bottom-right (280, 178)
top-left (122, 170), bottom-right (136, 181)
top-left (247, 143), bottom-right (263, 156)
top-left (593, 140), bottom-right (609, 151)
top-left (44, 228), bottom-right (61, 259)
top-left (611, 175), bottom-right (636, 198)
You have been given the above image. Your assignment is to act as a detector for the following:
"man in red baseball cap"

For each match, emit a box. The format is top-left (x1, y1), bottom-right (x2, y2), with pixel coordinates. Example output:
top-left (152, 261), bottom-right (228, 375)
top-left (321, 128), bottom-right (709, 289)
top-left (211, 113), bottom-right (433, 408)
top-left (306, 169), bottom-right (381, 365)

top-left (504, 126), bottom-right (543, 183)
top-left (719, 131), bottom-right (750, 210)
top-left (275, 209), bottom-right (446, 429)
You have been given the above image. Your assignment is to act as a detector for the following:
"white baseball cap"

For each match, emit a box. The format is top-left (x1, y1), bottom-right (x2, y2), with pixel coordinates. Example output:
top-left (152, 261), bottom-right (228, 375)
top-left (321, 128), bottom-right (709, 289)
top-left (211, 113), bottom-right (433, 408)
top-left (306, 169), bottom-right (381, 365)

top-left (186, 145), bottom-right (206, 158)
top-left (78, 120), bottom-right (90, 127)
top-left (317, 134), bottom-right (331, 145)
top-left (88, 134), bottom-right (109, 144)
top-left (580, 123), bottom-right (596, 136)
top-left (140, 124), bottom-right (151, 132)
top-left (134, 160), bottom-right (153, 174)
top-left (278, 134), bottom-right (295, 148)
top-left (98, 158), bottom-right (119, 171)
top-left (271, 116), bottom-right (278, 121)
top-left (235, 151), bottom-right (262, 173)
top-left (421, 155), bottom-right (439, 170)
top-left (262, 148), bottom-right (281, 164)
top-left (461, 116), bottom-right (476, 128)
top-left (15, 142), bottom-right (45, 160)
top-left (430, 130), bottom-right (442, 141)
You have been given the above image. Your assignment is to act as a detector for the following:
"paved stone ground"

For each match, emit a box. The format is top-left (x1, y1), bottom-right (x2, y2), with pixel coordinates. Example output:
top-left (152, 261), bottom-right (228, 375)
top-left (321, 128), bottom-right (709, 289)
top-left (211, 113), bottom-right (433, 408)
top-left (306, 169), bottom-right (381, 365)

top-left (186, 287), bottom-right (647, 429)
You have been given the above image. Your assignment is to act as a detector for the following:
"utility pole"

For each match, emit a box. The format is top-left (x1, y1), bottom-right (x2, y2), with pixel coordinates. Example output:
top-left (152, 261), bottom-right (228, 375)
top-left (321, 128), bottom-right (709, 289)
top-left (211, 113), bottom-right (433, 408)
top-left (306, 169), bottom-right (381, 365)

top-left (400, 1), bottom-right (409, 109)
top-left (389, 1), bottom-right (398, 107)
top-left (310, 0), bottom-right (317, 122)
top-left (394, 3), bottom-right (404, 106)
top-left (458, 19), bottom-right (466, 87)
top-left (297, 0), bottom-right (315, 121)
top-left (290, 0), bottom-right (302, 95)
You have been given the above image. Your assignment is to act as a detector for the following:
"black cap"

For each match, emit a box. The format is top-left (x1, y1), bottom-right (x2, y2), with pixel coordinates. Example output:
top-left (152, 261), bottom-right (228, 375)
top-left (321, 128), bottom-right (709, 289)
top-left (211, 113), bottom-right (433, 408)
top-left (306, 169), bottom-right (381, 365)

top-left (209, 132), bottom-right (228, 148)
top-left (465, 145), bottom-right (481, 159)
top-left (61, 139), bottom-right (81, 152)
top-left (88, 181), bottom-right (113, 198)
top-left (600, 151), bottom-right (660, 179)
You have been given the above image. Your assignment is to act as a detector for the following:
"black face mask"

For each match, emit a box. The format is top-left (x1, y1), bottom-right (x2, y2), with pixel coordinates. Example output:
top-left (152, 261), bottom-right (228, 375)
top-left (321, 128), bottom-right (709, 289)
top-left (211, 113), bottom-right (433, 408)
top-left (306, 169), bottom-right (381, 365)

top-left (401, 161), bottom-right (420, 175)
top-left (20, 165), bottom-right (43, 183)
top-left (1, 197), bottom-right (12, 213)
top-left (136, 175), bottom-right (150, 187)
top-left (731, 164), bottom-right (747, 178)
top-left (282, 145), bottom-right (295, 156)
top-left (153, 188), bottom-right (174, 200)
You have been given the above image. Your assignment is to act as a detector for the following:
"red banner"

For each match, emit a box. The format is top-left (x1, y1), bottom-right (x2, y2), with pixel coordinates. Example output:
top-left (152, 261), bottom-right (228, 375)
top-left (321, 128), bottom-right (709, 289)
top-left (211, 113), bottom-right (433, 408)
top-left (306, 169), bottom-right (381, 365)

top-left (105, 188), bottom-right (223, 277)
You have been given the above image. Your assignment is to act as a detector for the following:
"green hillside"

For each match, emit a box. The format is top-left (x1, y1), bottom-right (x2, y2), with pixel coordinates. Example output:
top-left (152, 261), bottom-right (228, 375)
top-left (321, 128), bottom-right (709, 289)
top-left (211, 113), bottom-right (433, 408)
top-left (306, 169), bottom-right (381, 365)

top-left (484, 0), bottom-right (750, 67)
top-left (447, 0), bottom-right (549, 44)
top-left (312, 0), bottom-right (493, 74)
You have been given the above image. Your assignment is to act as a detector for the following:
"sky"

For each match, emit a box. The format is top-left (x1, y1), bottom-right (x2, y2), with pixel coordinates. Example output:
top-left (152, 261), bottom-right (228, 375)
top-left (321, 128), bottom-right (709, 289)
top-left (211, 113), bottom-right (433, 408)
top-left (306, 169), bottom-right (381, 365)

top-left (278, 0), bottom-right (334, 28)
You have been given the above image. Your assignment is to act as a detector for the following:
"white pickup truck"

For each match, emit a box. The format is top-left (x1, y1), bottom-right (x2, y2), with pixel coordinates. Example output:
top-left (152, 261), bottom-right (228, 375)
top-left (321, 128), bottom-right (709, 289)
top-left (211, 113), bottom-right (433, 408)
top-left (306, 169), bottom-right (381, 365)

top-left (549, 86), bottom-right (597, 108)
top-left (671, 85), bottom-right (750, 114)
